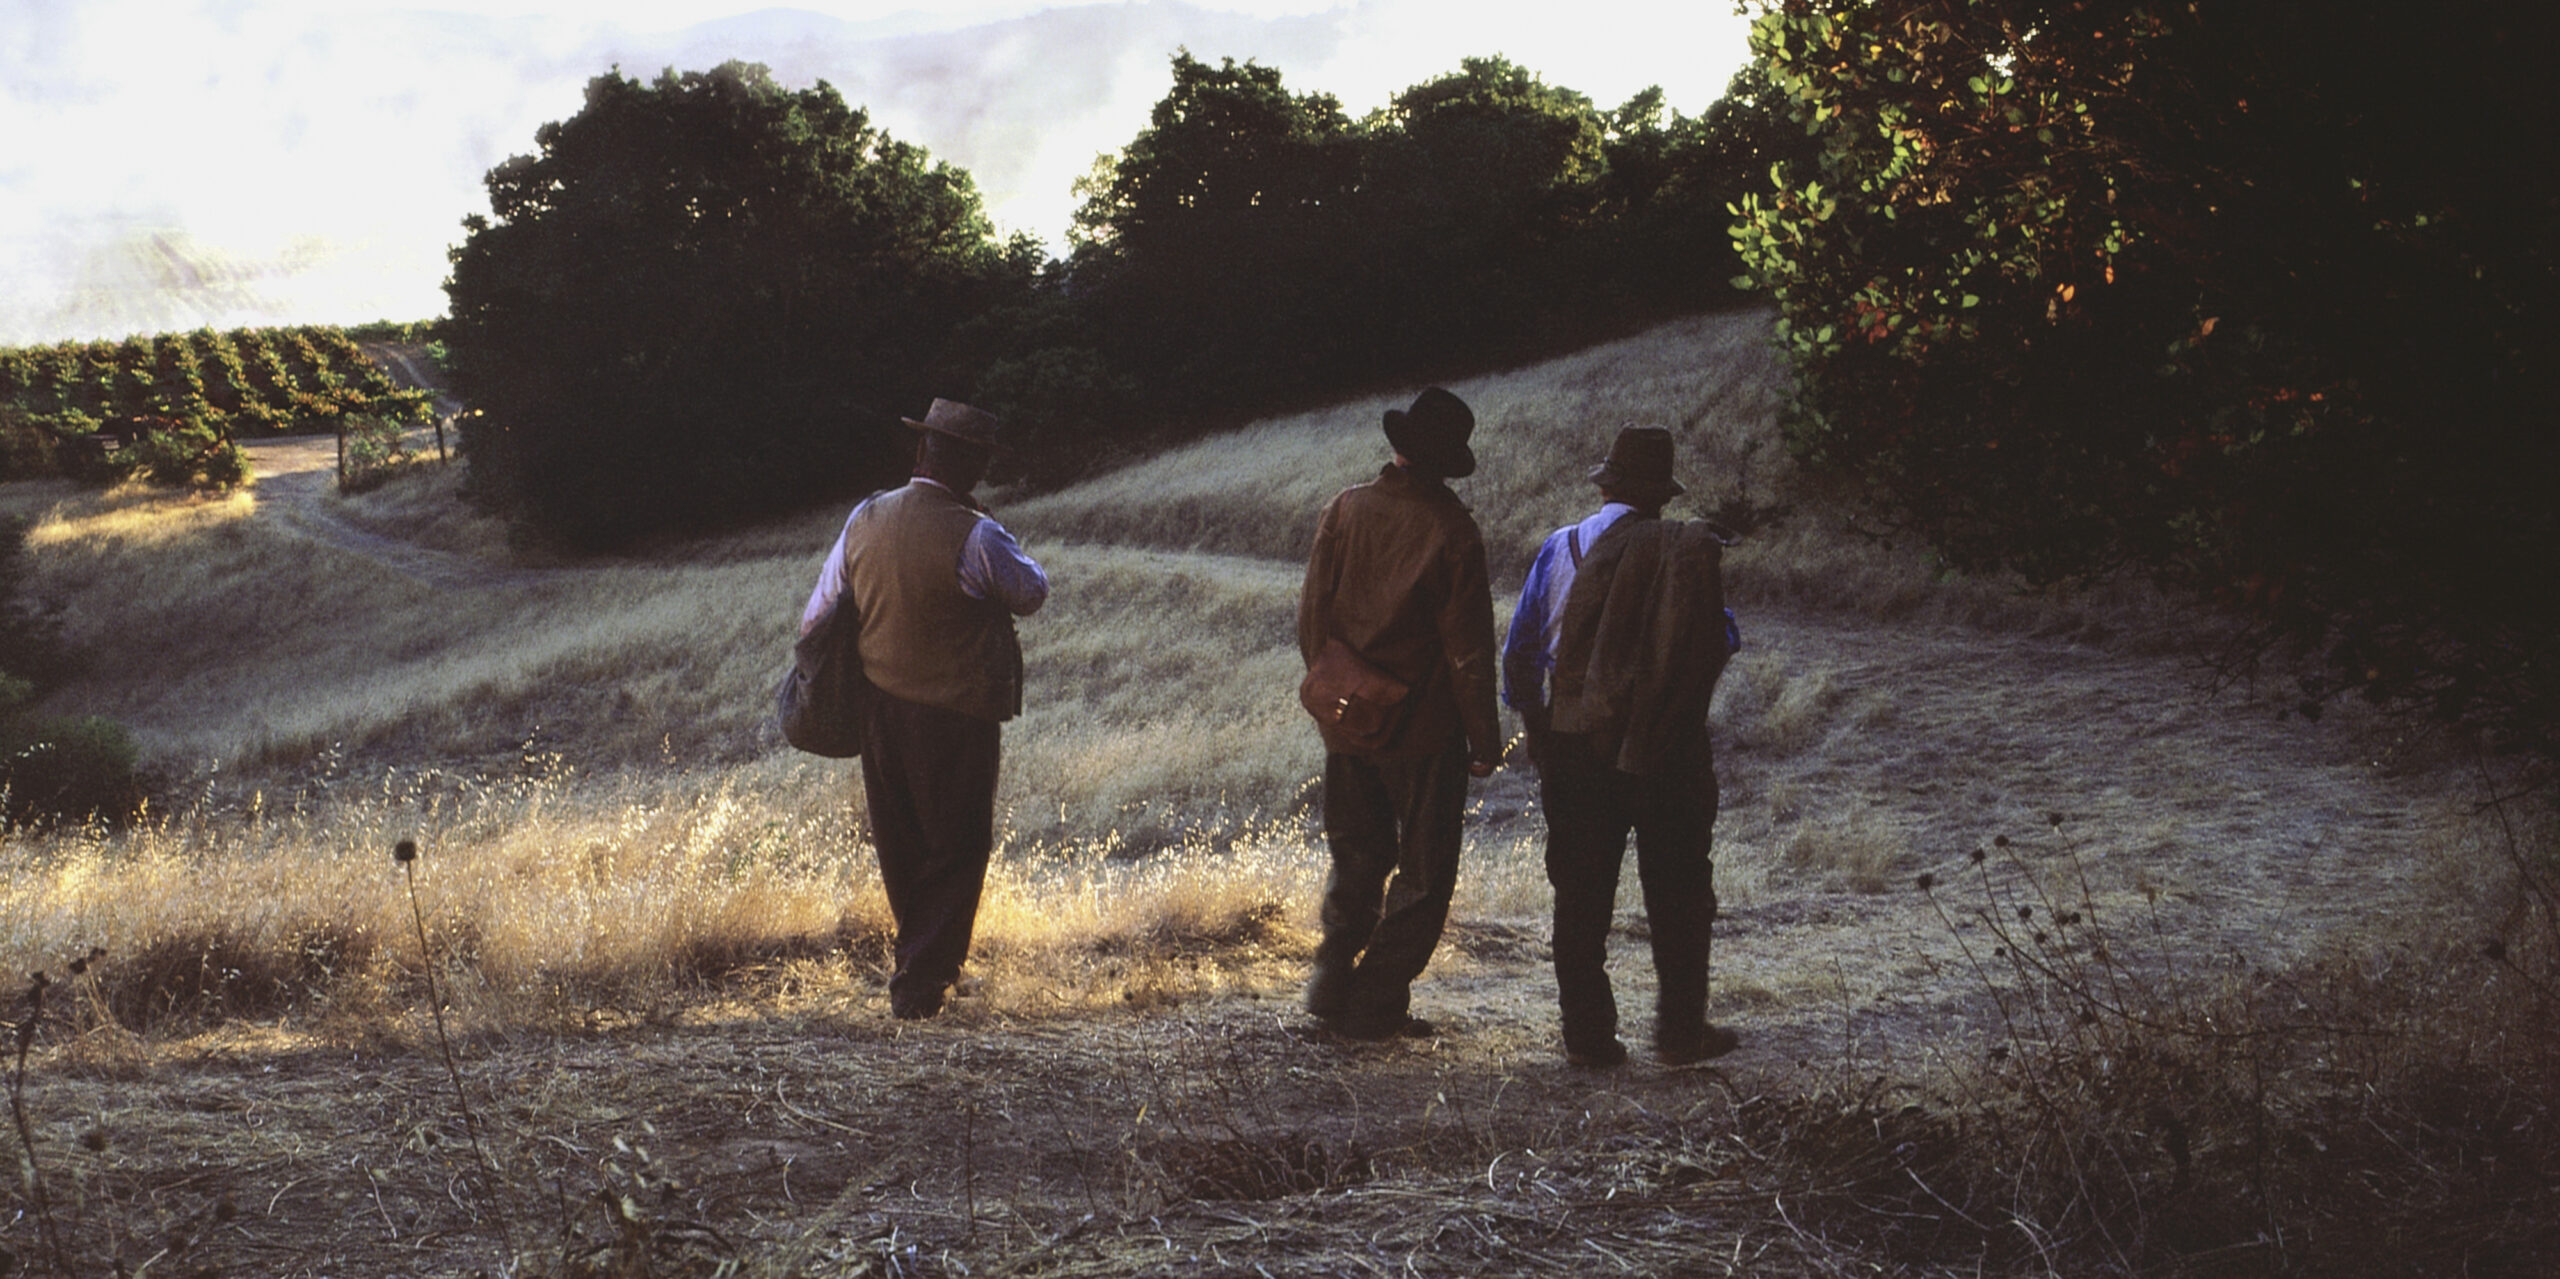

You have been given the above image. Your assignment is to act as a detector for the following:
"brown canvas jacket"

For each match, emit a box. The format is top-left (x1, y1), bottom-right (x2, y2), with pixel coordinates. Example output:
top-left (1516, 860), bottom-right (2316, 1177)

top-left (1298, 464), bottom-right (1502, 763)
top-left (1548, 516), bottom-right (1732, 775)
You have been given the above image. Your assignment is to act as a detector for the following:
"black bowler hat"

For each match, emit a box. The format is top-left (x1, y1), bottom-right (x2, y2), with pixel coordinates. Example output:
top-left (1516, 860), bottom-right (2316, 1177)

top-left (1589, 426), bottom-right (1685, 497)
top-left (1382, 387), bottom-right (1476, 478)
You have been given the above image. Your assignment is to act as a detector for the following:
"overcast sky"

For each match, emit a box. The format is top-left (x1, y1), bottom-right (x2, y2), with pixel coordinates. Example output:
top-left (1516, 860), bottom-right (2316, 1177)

top-left (0, 1), bottom-right (1753, 345)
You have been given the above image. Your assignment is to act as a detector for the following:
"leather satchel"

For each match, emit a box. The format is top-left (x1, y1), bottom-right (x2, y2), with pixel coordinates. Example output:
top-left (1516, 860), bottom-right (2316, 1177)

top-left (1298, 637), bottom-right (1412, 753)
top-left (776, 590), bottom-right (875, 758)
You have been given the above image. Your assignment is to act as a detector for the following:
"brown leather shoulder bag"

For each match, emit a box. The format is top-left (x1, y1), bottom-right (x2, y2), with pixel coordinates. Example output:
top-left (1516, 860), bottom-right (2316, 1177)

top-left (1298, 637), bottom-right (1412, 753)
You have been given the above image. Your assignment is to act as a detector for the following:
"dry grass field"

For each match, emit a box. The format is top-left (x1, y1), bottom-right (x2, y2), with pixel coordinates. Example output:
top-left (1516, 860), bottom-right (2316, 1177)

top-left (0, 311), bottom-right (2551, 1276)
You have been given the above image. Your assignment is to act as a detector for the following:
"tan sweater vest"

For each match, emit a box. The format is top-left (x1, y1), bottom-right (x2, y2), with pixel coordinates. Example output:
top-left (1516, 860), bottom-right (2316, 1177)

top-left (845, 483), bottom-right (1025, 723)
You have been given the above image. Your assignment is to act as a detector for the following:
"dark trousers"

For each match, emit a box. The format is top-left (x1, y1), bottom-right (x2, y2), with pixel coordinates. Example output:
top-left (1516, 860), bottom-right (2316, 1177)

top-left (1535, 729), bottom-right (1719, 1053)
top-left (1313, 746), bottom-right (1469, 1025)
top-left (858, 689), bottom-right (1002, 1014)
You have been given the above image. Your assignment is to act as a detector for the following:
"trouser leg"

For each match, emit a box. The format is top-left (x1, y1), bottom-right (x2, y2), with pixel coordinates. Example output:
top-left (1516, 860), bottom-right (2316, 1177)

top-left (1348, 747), bottom-right (1467, 1022)
top-left (859, 690), bottom-right (1001, 1015)
top-left (1313, 751), bottom-right (1395, 1016)
top-left (1539, 731), bottom-right (1632, 1054)
top-left (1317, 747), bottom-right (1467, 1026)
top-left (1633, 740), bottom-right (1719, 1042)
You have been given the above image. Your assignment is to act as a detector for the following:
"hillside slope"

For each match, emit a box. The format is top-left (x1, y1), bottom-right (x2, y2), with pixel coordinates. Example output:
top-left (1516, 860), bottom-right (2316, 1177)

top-left (0, 310), bottom-right (2540, 1276)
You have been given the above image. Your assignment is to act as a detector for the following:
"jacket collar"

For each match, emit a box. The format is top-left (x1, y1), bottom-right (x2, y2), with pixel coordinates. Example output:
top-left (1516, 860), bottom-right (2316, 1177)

top-left (1375, 460), bottom-right (1458, 502)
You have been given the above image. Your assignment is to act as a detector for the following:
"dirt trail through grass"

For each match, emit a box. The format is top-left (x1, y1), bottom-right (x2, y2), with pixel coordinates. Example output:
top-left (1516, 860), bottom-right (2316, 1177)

top-left (241, 433), bottom-right (558, 590)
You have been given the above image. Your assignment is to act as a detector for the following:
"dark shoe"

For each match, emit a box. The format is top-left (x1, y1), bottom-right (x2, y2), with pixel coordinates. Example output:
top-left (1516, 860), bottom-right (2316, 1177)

top-left (1656, 1024), bottom-right (1740, 1065)
top-left (1303, 964), bottom-right (1353, 1021)
top-left (1566, 1039), bottom-right (1629, 1069)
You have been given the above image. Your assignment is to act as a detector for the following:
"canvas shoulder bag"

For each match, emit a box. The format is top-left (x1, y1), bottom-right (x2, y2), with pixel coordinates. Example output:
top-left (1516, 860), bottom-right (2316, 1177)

top-left (777, 524), bottom-right (880, 758)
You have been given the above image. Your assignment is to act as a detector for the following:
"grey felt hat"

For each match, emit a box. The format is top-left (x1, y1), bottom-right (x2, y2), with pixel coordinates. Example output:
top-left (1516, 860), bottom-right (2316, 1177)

top-left (1588, 426), bottom-right (1685, 497)
top-left (902, 398), bottom-right (1005, 450)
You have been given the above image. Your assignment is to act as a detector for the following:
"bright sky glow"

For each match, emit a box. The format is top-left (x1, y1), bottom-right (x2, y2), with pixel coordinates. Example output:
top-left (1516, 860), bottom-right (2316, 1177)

top-left (0, 1), bottom-right (1753, 343)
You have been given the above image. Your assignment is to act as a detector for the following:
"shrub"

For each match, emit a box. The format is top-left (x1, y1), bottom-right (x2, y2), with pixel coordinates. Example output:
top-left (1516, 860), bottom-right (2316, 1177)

top-left (0, 714), bottom-right (142, 826)
top-left (129, 416), bottom-right (247, 489)
top-left (1732, 0), bottom-right (2560, 756)
top-left (338, 414), bottom-right (415, 493)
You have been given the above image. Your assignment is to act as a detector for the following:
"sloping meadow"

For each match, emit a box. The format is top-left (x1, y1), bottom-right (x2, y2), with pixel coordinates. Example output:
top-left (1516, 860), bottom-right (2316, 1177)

top-left (0, 306), bottom-right (2483, 1026)
top-left (0, 311), bottom-right (1806, 1020)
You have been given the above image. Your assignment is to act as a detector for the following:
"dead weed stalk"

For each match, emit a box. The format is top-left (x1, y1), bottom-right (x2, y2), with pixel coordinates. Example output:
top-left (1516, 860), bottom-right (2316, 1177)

top-left (1873, 810), bottom-right (2560, 1274)
top-left (395, 836), bottom-right (519, 1264)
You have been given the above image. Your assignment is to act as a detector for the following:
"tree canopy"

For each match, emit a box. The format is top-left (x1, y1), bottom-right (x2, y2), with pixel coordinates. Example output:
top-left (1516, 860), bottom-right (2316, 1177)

top-left (1033, 51), bottom-right (1802, 442)
top-left (444, 62), bottom-right (1033, 548)
top-left (440, 53), bottom-right (1809, 537)
top-left (1732, 0), bottom-right (2560, 754)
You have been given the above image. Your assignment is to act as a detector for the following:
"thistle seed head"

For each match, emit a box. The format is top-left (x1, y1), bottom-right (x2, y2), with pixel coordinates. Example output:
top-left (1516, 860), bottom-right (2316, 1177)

top-left (393, 838), bottom-right (418, 864)
top-left (1915, 872), bottom-right (1937, 892)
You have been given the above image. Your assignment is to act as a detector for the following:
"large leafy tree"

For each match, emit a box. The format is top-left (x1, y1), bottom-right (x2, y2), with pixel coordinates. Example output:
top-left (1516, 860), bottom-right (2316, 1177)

top-left (1060, 52), bottom-right (1773, 441)
top-left (445, 62), bottom-right (1031, 548)
top-left (1733, 0), bottom-right (2559, 753)
top-left (1356, 56), bottom-right (1613, 361)
top-left (1068, 51), bottom-right (1363, 411)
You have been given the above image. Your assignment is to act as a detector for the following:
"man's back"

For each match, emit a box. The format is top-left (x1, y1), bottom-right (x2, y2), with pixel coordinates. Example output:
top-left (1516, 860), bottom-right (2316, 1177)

top-left (1298, 463), bottom-right (1500, 763)
top-left (845, 482), bottom-right (1026, 724)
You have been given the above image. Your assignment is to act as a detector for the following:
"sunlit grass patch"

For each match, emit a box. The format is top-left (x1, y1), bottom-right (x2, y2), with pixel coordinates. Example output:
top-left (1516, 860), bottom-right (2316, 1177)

top-left (1780, 808), bottom-right (1909, 895)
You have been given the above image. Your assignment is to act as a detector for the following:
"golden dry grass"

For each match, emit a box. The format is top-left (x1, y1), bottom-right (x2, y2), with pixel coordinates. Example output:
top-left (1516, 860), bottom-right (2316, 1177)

top-left (0, 309), bottom-right (2551, 1276)
top-left (0, 307), bottom-right (2510, 1025)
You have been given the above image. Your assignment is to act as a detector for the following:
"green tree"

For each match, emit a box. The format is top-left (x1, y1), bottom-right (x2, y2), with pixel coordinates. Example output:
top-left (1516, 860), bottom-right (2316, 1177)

top-left (1733, 0), bottom-right (2560, 754)
top-left (444, 62), bottom-right (1031, 548)
top-left (1348, 56), bottom-right (1617, 362)
top-left (1068, 51), bottom-right (1363, 413)
top-left (1063, 51), bottom-right (1764, 440)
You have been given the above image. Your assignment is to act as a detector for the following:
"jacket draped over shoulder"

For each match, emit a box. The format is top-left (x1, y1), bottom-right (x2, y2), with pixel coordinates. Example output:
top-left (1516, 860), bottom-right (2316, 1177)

top-left (1548, 517), bottom-right (1733, 775)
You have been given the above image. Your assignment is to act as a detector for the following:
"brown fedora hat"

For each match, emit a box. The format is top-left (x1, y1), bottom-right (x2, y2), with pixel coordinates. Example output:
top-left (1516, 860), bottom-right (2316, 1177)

top-left (1588, 426), bottom-right (1685, 497)
top-left (901, 397), bottom-right (1005, 451)
top-left (1383, 387), bottom-right (1476, 478)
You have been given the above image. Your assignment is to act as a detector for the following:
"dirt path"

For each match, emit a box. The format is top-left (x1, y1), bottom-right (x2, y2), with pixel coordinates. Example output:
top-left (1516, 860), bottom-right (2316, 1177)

top-left (240, 433), bottom-right (558, 590)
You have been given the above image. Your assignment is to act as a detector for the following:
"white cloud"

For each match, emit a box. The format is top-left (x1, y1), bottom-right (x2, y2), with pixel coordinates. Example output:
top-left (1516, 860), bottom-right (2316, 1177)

top-left (0, 1), bottom-right (1752, 343)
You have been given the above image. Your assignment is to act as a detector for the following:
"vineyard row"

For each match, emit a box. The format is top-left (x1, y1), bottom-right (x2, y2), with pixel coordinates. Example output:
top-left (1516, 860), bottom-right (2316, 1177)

top-left (0, 325), bottom-right (438, 441)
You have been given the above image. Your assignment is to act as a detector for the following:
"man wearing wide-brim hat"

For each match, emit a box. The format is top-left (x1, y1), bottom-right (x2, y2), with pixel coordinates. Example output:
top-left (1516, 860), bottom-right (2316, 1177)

top-left (799, 397), bottom-right (1049, 1019)
top-left (1501, 425), bottom-right (1742, 1067)
top-left (1296, 387), bottom-right (1503, 1040)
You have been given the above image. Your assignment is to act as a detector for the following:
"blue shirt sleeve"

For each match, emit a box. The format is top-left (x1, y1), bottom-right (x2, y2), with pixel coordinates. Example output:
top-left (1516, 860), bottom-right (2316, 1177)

top-left (1502, 532), bottom-right (1568, 713)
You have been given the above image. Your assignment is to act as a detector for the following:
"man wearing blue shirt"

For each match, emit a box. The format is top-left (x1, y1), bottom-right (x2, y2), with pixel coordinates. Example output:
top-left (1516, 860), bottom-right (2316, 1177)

top-left (802, 398), bottom-right (1048, 1019)
top-left (1503, 427), bottom-right (1739, 1067)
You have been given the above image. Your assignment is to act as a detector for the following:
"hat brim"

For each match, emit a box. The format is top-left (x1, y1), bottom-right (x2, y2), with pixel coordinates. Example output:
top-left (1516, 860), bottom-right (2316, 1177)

top-left (904, 417), bottom-right (1008, 454)
top-left (1588, 462), bottom-right (1684, 497)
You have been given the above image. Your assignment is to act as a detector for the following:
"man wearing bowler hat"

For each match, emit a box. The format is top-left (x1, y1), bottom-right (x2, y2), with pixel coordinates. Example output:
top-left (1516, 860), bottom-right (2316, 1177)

top-left (800, 398), bottom-right (1048, 1019)
top-left (1297, 387), bottom-right (1503, 1040)
top-left (1502, 426), bottom-right (1741, 1067)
